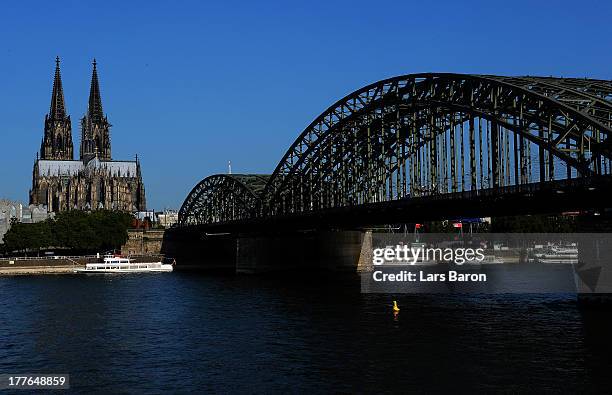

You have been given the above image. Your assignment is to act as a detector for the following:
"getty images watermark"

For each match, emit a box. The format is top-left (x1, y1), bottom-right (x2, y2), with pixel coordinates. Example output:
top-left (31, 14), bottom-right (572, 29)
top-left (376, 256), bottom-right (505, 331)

top-left (373, 245), bottom-right (485, 265)
top-left (371, 244), bottom-right (488, 283)
top-left (360, 233), bottom-right (612, 294)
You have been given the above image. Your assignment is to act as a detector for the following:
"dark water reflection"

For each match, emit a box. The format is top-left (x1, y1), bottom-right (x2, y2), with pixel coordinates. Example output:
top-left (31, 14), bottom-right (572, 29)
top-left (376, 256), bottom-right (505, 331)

top-left (0, 273), bottom-right (611, 393)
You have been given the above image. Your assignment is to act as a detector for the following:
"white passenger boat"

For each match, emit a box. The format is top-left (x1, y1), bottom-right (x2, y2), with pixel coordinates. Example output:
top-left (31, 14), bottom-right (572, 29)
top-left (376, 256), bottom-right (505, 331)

top-left (74, 255), bottom-right (173, 273)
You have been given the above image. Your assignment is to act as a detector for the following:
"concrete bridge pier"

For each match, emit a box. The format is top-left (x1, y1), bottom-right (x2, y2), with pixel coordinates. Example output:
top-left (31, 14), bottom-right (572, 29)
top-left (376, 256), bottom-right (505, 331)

top-left (161, 227), bottom-right (237, 271)
top-left (235, 230), bottom-right (373, 274)
top-left (163, 227), bottom-right (375, 273)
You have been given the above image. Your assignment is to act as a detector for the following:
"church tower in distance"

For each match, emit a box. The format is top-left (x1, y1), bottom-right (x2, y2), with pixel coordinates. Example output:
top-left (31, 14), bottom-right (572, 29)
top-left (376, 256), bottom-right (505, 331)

top-left (40, 57), bottom-right (74, 160)
top-left (80, 59), bottom-right (111, 161)
top-left (30, 57), bottom-right (146, 213)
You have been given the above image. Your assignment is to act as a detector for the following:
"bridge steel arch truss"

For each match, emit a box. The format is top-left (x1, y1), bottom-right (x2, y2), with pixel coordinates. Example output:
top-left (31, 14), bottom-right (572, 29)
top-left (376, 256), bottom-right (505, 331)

top-left (263, 74), bottom-right (612, 217)
top-left (179, 73), bottom-right (612, 226)
top-left (178, 174), bottom-right (269, 226)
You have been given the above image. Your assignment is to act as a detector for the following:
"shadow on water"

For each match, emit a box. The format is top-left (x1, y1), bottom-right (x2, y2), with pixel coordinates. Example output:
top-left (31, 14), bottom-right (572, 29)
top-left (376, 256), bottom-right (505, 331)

top-left (579, 308), bottom-right (612, 391)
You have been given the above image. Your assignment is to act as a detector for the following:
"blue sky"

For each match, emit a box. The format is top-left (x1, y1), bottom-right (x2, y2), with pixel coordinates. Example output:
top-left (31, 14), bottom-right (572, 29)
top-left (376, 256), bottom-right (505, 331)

top-left (0, 0), bottom-right (610, 209)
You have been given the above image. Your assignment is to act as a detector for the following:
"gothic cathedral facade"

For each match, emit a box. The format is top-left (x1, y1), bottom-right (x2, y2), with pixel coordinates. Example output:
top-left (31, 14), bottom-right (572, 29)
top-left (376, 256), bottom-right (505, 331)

top-left (30, 58), bottom-right (146, 212)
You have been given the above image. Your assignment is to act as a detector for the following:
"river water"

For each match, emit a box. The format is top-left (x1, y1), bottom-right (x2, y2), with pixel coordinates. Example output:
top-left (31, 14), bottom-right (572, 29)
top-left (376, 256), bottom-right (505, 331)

top-left (0, 272), bottom-right (611, 393)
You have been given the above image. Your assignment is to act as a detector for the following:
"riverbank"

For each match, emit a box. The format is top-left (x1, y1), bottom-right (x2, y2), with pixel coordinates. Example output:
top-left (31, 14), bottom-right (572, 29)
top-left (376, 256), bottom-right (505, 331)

top-left (0, 255), bottom-right (164, 276)
top-left (0, 265), bottom-right (80, 275)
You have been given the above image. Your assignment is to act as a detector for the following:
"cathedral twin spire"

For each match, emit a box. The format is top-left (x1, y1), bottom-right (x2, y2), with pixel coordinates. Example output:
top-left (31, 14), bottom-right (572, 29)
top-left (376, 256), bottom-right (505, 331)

top-left (49, 56), bottom-right (67, 120)
top-left (40, 57), bottom-right (111, 162)
top-left (40, 57), bottom-right (73, 160)
top-left (81, 58), bottom-right (111, 161)
top-left (87, 59), bottom-right (104, 123)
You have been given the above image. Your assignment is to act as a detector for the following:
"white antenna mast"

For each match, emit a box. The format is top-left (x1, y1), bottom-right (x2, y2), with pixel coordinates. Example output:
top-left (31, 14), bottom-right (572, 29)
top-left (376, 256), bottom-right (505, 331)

top-left (228, 160), bottom-right (232, 174)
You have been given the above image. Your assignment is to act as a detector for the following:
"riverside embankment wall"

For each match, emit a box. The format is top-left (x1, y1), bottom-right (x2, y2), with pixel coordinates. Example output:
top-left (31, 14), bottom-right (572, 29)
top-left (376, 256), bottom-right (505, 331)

top-left (0, 256), bottom-right (94, 275)
top-left (0, 254), bottom-right (165, 275)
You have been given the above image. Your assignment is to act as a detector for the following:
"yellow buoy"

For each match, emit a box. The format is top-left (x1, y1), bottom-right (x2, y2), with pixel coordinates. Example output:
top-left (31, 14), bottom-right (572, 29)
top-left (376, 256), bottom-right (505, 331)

top-left (393, 300), bottom-right (400, 313)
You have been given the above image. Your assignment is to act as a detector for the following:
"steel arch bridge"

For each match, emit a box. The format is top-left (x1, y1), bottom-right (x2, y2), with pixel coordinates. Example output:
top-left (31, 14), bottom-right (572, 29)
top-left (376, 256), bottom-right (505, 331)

top-left (178, 73), bottom-right (612, 227)
top-left (178, 174), bottom-right (269, 226)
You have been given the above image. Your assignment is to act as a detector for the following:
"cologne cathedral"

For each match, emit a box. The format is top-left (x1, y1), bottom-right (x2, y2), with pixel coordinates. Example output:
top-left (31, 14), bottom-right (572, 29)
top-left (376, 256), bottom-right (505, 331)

top-left (30, 57), bottom-right (146, 212)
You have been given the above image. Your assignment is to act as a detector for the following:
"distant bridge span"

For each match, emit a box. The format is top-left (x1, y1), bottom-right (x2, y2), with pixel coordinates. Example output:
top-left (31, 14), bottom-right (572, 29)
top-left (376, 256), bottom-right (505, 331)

top-left (178, 73), bottom-right (612, 229)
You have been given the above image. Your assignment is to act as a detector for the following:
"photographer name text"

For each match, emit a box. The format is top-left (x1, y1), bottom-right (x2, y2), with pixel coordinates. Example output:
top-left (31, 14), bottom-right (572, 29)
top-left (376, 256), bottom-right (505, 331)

top-left (372, 270), bottom-right (487, 282)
